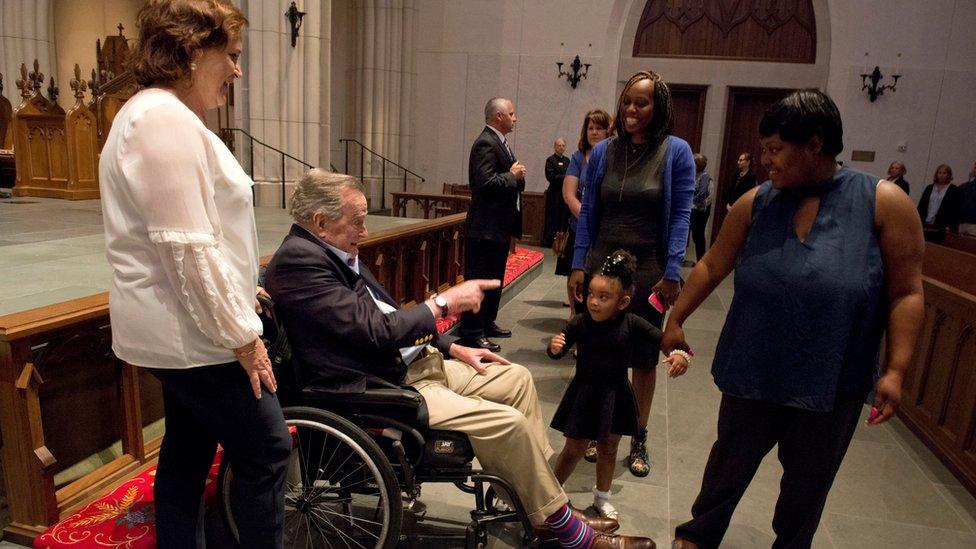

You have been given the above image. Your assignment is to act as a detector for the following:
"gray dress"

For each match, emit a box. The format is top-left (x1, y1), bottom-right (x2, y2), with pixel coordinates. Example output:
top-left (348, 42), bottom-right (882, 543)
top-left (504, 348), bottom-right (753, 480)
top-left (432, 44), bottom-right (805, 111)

top-left (583, 138), bottom-right (669, 365)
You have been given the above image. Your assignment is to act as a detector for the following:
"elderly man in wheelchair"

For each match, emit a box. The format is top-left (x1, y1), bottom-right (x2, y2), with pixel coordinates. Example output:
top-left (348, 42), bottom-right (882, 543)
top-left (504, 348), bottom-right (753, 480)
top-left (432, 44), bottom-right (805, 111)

top-left (218, 169), bottom-right (654, 548)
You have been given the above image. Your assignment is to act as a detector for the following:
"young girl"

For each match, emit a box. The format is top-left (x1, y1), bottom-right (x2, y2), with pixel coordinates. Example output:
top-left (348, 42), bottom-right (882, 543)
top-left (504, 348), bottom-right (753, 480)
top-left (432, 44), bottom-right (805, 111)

top-left (548, 250), bottom-right (690, 519)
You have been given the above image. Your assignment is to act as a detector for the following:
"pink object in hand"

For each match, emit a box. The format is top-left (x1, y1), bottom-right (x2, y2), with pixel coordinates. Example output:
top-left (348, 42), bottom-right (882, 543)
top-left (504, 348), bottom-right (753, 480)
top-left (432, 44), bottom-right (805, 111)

top-left (649, 291), bottom-right (666, 313)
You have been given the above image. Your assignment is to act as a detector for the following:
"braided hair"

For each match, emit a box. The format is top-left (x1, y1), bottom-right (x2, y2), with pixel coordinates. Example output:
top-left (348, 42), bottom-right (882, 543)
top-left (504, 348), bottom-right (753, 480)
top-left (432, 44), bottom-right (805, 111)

top-left (615, 70), bottom-right (674, 150)
top-left (599, 249), bottom-right (638, 295)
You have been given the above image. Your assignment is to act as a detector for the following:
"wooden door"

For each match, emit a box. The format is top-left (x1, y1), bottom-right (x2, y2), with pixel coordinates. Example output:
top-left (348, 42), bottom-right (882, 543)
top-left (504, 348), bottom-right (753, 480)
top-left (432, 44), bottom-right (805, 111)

top-left (712, 86), bottom-right (791, 240)
top-left (670, 84), bottom-right (707, 153)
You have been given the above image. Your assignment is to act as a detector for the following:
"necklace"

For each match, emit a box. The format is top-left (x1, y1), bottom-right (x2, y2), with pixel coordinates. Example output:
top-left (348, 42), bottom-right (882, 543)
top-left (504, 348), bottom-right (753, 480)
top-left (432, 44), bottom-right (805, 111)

top-left (619, 140), bottom-right (652, 201)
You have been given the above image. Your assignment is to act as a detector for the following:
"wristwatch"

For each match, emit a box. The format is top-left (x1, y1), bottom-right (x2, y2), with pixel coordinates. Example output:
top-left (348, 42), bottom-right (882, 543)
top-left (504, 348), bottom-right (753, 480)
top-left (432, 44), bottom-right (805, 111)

top-left (433, 294), bottom-right (449, 318)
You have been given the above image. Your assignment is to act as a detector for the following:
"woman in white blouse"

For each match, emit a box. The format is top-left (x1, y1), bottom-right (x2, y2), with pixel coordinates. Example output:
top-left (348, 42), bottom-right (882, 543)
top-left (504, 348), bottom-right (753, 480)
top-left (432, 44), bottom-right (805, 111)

top-left (99, 1), bottom-right (290, 546)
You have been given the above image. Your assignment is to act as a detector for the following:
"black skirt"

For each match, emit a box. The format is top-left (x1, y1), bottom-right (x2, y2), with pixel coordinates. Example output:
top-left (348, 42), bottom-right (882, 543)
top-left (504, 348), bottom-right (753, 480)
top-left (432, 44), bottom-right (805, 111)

top-left (550, 377), bottom-right (639, 441)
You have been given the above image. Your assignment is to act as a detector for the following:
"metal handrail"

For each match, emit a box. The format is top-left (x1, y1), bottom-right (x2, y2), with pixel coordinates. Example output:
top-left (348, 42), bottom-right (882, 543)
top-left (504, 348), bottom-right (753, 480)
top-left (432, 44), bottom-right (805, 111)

top-left (339, 138), bottom-right (426, 211)
top-left (222, 127), bottom-right (336, 208)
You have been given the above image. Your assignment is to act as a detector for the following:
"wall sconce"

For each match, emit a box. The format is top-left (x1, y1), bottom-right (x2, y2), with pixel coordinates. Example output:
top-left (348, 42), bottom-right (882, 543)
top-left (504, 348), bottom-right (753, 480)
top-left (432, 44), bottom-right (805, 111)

top-left (860, 66), bottom-right (900, 102)
top-left (285, 1), bottom-right (306, 48)
top-left (556, 55), bottom-right (590, 89)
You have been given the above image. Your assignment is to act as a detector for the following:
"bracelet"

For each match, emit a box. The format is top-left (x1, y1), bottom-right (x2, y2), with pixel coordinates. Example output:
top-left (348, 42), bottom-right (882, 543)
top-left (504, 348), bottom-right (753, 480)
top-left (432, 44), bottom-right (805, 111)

top-left (669, 349), bottom-right (692, 364)
top-left (235, 341), bottom-right (259, 358)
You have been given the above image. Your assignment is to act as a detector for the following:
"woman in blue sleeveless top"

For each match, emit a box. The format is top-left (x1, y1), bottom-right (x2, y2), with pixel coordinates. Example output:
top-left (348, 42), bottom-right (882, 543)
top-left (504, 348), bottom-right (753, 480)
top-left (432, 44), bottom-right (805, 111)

top-left (664, 90), bottom-right (925, 549)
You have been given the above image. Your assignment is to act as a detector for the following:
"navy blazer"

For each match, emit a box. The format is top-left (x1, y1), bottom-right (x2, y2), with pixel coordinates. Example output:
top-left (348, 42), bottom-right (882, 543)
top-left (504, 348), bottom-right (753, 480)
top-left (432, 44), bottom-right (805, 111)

top-left (263, 224), bottom-right (457, 393)
top-left (466, 126), bottom-right (525, 242)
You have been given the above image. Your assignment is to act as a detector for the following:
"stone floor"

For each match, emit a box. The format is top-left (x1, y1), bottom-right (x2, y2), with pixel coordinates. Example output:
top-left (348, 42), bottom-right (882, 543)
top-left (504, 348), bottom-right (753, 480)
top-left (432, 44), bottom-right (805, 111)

top-left (0, 197), bottom-right (416, 315)
top-left (2, 199), bottom-right (976, 548)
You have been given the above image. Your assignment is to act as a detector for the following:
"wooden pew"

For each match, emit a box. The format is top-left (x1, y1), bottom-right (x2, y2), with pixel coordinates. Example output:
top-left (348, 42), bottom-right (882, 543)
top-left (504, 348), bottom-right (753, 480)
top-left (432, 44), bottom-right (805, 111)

top-left (897, 242), bottom-right (976, 498)
top-left (942, 232), bottom-right (976, 257)
top-left (443, 182), bottom-right (470, 196)
top-left (394, 189), bottom-right (546, 246)
top-left (0, 214), bottom-right (467, 544)
top-left (392, 191), bottom-right (470, 219)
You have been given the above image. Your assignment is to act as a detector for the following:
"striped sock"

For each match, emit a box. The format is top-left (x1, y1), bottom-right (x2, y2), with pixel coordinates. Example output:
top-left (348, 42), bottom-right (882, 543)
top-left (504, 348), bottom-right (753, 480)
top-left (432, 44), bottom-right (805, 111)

top-left (545, 504), bottom-right (596, 548)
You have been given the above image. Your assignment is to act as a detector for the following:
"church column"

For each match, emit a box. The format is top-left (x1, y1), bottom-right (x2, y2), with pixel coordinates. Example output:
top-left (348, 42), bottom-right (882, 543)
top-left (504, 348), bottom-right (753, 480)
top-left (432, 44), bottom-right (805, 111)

top-left (1, 0), bottom-right (57, 105)
top-left (351, 0), bottom-right (418, 207)
top-left (236, 0), bottom-right (330, 207)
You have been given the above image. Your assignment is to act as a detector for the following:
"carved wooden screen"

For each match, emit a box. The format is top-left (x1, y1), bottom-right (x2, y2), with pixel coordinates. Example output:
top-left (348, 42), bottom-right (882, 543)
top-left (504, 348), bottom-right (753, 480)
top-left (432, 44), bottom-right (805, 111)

top-left (65, 65), bottom-right (99, 197)
top-left (633, 0), bottom-right (816, 64)
top-left (12, 63), bottom-right (71, 198)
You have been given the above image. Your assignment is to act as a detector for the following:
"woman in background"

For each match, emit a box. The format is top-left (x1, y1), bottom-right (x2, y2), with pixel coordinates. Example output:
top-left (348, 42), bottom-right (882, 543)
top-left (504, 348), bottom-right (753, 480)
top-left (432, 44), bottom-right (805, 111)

top-left (917, 163), bottom-right (962, 235)
top-left (556, 109), bottom-right (612, 301)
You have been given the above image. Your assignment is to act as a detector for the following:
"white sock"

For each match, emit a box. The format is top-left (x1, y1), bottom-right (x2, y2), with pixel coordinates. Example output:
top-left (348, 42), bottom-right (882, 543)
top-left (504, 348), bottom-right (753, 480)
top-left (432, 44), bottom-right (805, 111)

top-left (593, 487), bottom-right (611, 503)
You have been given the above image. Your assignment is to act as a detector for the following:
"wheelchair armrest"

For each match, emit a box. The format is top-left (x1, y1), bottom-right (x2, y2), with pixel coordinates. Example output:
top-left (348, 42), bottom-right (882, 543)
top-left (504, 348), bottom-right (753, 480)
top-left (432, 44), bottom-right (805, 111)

top-left (300, 386), bottom-right (424, 409)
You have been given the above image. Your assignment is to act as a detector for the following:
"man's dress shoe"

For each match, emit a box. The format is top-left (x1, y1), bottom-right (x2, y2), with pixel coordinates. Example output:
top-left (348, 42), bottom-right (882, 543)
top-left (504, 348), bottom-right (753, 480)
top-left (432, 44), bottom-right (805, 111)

top-left (535, 508), bottom-right (620, 541)
top-left (461, 337), bottom-right (501, 352)
top-left (486, 324), bottom-right (512, 338)
top-left (591, 533), bottom-right (656, 548)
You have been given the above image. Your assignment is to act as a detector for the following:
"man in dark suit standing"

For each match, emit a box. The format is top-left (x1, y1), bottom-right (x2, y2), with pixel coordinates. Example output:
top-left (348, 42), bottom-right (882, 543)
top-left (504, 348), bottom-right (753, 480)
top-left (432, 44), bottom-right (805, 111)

top-left (459, 97), bottom-right (526, 351)
top-left (263, 170), bottom-right (654, 547)
top-left (887, 160), bottom-right (910, 196)
top-left (543, 137), bottom-right (570, 246)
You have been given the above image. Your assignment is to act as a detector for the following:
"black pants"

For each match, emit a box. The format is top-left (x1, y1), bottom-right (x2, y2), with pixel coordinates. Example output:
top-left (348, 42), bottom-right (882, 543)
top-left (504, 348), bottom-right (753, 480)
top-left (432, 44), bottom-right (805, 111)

top-left (675, 394), bottom-right (862, 549)
top-left (690, 208), bottom-right (710, 261)
top-left (459, 237), bottom-right (509, 339)
top-left (149, 362), bottom-right (292, 549)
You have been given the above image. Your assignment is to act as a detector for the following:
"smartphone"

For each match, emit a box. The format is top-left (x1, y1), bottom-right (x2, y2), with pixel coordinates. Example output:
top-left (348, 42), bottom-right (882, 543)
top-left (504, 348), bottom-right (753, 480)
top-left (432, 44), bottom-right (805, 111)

top-left (869, 402), bottom-right (886, 421)
top-left (649, 291), bottom-right (666, 313)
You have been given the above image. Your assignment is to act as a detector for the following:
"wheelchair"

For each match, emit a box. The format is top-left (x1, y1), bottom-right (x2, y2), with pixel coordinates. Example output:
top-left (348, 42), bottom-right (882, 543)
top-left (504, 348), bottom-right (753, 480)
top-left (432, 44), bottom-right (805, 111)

top-left (216, 296), bottom-right (554, 548)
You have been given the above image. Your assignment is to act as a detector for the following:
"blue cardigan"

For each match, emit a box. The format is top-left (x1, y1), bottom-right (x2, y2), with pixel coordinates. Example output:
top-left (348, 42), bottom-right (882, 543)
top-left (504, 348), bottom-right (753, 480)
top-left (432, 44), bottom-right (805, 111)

top-left (572, 136), bottom-right (696, 281)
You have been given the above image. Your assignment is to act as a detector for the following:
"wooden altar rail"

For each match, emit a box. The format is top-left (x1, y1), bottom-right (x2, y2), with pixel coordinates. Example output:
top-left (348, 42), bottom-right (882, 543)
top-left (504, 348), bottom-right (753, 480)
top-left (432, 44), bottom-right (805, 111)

top-left (359, 213), bottom-right (466, 305)
top-left (391, 191), bottom-right (470, 219)
top-left (0, 214), bottom-right (466, 544)
top-left (897, 243), bottom-right (976, 497)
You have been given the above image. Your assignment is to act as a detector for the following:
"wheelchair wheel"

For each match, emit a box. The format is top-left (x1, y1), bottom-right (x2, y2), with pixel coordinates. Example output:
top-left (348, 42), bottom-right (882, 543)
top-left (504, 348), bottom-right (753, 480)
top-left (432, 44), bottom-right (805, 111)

top-left (219, 406), bottom-right (403, 548)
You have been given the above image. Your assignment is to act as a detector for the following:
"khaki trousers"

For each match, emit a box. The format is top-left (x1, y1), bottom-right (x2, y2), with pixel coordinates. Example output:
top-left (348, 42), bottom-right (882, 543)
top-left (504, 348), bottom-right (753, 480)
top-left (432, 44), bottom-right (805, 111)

top-left (404, 349), bottom-right (569, 525)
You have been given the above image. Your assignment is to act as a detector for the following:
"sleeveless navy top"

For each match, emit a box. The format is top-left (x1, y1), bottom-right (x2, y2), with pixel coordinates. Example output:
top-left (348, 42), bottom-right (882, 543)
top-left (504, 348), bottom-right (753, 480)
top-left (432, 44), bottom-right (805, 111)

top-left (711, 167), bottom-right (886, 411)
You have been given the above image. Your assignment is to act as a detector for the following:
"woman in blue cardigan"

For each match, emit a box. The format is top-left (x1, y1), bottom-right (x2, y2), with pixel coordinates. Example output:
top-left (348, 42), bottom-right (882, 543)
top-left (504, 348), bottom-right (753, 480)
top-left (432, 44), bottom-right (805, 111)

top-left (568, 70), bottom-right (696, 477)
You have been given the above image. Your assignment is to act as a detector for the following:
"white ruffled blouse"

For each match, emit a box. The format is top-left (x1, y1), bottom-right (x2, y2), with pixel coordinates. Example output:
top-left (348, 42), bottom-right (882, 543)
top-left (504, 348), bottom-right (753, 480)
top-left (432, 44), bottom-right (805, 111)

top-left (99, 88), bottom-right (262, 368)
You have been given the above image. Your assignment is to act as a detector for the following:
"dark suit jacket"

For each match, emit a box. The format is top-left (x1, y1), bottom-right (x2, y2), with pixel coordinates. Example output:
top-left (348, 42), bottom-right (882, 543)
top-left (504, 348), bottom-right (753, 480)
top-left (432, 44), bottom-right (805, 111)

top-left (545, 153), bottom-right (569, 187)
top-left (891, 176), bottom-right (910, 196)
top-left (264, 225), bottom-right (457, 393)
top-left (466, 126), bottom-right (525, 243)
top-left (918, 183), bottom-right (962, 231)
top-left (725, 170), bottom-right (757, 207)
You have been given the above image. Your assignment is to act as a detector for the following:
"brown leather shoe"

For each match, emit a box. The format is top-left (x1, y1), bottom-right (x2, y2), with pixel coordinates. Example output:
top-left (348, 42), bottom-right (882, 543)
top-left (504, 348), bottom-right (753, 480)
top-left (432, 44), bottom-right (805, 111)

top-left (534, 508), bottom-right (620, 540)
top-left (572, 507), bottom-right (619, 533)
top-left (592, 533), bottom-right (656, 548)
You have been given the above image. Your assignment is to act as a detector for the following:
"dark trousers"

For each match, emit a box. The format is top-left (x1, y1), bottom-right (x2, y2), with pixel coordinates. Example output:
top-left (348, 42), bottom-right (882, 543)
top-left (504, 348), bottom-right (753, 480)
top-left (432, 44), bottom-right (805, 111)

top-left (149, 362), bottom-right (292, 549)
top-left (675, 394), bottom-right (862, 549)
top-left (459, 237), bottom-right (510, 339)
top-left (690, 208), bottom-right (710, 261)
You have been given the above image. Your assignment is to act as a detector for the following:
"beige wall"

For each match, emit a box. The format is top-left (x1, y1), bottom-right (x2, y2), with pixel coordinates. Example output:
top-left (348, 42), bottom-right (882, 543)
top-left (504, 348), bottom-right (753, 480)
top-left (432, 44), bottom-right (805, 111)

top-left (408, 0), bottom-right (976, 203)
top-left (52, 0), bottom-right (141, 108)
